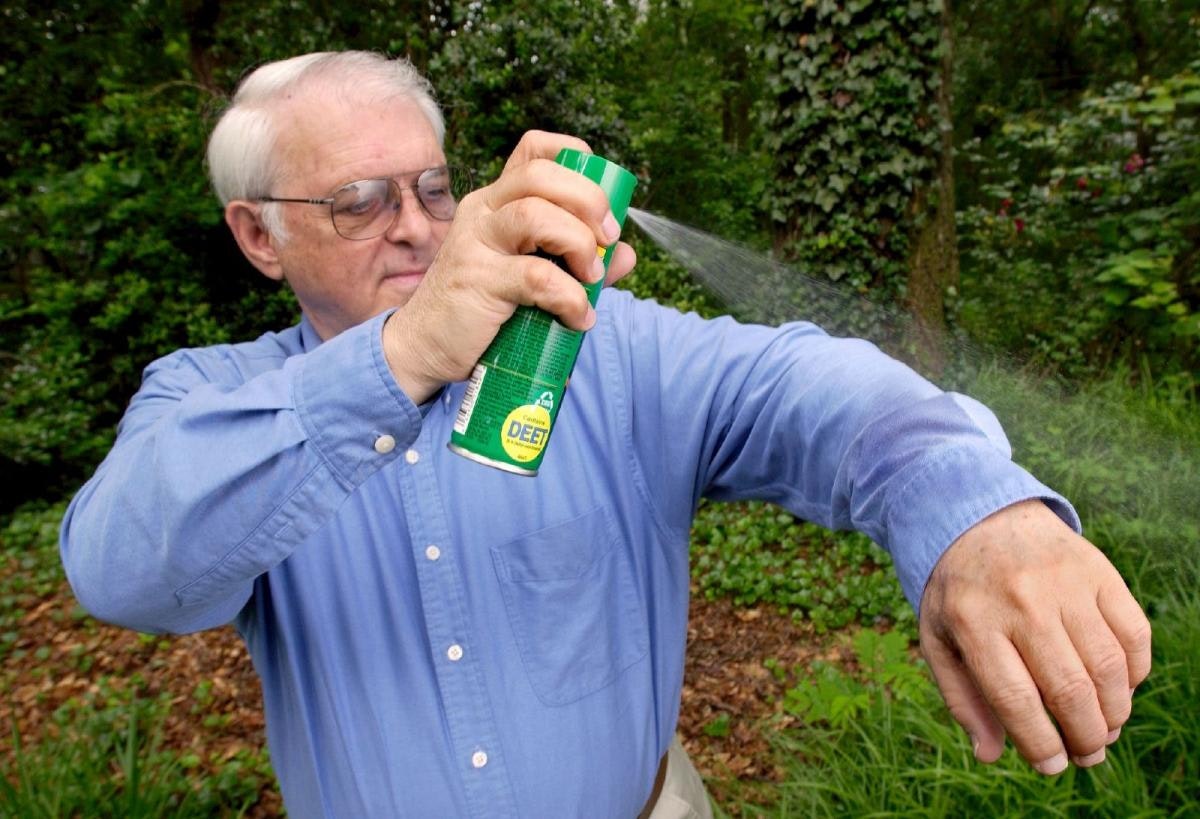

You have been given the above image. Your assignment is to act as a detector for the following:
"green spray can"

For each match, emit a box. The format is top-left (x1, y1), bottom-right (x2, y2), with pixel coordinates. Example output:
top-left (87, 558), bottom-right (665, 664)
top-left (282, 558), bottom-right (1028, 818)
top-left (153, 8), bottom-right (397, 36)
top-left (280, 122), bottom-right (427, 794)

top-left (448, 149), bottom-right (637, 475)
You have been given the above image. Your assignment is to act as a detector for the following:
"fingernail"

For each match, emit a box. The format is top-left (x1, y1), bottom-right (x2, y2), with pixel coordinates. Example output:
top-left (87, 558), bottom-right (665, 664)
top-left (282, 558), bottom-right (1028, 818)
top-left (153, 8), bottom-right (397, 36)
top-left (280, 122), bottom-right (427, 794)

top-left (583, 305), bottom-right (597, 330)
top-left (1034, 753), bottom-right (1068, 776)
top-left (1106, 728), bottom-right (1121, 744)
top-left (970, 734), bottom-right (981, 760)
top-left (602, 212), bottom-right (620, 244)
top-left (1072, 748), bottom-right (1106, 768)
top-left (590, 253), bottom-right (606, 283)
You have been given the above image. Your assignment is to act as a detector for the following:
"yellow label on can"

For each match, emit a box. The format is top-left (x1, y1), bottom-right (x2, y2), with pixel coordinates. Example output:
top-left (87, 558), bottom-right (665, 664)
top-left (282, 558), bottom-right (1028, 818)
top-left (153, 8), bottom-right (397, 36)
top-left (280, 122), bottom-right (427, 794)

top-left (500, 404), bottom-right (552, 463)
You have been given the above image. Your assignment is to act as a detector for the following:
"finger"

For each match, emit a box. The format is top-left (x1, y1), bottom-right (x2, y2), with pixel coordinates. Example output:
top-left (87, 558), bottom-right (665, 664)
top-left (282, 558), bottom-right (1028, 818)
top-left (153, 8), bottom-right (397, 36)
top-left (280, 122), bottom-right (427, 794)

top-left (920, 627), bottom-right (1006, 763)
top-left (1011, 611), bottom-right (1110, 765)
top-left (504, 255), bottom-right (594, 331)
top-left (503, 130), bottom-right (592, 170)
top-left (1063, 602), bottom-right (1133, 745)
top-left (1097, 577), bottom-right (1152, 690)
top-left (604, 242), bottom-right (637, 285)
top-left (483, 197), bottom-right (608, 286)
top-left (483, 159), bottom-right (619, 249)
top-left (961, 633), bottom-right (1070, 774)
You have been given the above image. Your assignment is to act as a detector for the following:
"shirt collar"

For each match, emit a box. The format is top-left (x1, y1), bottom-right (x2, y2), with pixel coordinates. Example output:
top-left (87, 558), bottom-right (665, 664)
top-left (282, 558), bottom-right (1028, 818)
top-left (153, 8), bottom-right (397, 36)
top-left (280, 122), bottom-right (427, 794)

top-left (298, 313), bottom-right (323, 353)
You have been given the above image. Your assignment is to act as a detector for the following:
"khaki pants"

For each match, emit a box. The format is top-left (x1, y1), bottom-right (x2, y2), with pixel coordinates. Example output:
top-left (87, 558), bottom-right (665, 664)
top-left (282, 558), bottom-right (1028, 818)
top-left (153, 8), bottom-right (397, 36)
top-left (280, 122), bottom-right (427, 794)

top-left (644, 737), bottom-right (713, 819)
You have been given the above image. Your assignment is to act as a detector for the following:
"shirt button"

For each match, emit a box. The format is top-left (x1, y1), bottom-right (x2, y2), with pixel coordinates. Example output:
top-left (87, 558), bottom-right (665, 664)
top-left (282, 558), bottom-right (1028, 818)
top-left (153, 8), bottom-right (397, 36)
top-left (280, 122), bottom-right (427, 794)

top-left (447, 644), bottom-right (463, 662)
top-left (374, 434), bottom-right (396, 454)
top-left (425, 545), bottom-right (441, 561)
top-left (404, 448), bottom-right (420, 464)
top-left (471, 750), bottom-right (488, 769)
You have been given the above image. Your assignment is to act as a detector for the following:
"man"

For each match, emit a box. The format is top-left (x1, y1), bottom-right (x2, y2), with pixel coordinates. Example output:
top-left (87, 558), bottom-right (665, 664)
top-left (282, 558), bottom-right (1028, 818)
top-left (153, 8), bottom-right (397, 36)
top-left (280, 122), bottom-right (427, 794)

top-left (60, 51), bottom-right (1150, 818)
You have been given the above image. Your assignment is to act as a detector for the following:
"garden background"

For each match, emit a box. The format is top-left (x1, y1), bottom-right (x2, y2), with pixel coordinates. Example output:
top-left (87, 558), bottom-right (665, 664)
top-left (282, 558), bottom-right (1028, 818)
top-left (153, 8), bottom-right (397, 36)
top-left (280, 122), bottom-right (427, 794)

top-left (1, 1), bottom-right (1198, 816)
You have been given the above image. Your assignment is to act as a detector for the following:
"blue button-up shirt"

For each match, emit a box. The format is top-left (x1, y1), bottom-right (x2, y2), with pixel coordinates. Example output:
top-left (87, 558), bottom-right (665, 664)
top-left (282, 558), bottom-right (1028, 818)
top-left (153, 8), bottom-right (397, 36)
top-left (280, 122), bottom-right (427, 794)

top-left (61, 289), bottom-right (1076, 817)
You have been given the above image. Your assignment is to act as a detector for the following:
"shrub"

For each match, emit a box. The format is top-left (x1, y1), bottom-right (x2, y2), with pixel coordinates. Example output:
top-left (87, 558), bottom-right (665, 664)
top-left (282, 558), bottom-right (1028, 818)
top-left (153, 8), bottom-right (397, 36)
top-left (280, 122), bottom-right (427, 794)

top-left (956, 64), bottom-right (1200, 381)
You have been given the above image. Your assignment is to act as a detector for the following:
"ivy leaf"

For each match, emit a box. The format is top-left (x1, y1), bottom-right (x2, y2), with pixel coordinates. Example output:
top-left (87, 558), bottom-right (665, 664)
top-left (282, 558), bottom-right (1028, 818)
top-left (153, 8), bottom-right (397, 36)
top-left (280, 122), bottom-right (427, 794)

top-left (815, 188), bottom-right (840, 213)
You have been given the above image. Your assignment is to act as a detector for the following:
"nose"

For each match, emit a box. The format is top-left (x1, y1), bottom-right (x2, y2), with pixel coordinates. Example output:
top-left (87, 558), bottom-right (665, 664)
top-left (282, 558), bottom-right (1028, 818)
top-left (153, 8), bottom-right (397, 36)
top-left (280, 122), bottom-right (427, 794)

top-left (382, 187), bottom-right (434, 246)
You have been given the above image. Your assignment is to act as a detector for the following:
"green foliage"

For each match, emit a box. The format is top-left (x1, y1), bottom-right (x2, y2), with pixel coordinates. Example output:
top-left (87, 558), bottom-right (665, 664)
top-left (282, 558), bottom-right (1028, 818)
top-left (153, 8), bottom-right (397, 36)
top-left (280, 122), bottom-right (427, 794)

top-left (197, 1), bottom-right (450, 84)
top-left (760, 0), bottom-right (946, 302)
top-left (703, 713), bottom-right (733, 739)
top-left (956, 64), bottom-right (1200, 378)
top-left (0, 80), bottom-right (297, 509)
top-left (431, 1), bottom-right (640, 179)
top-left (0, 2), bottom-right (193, 179)
top-left (961, 364), bottom-right (1200, 598)
top-left (953, 0), bottom-right (1200, 149)
top-left (1128, 586), bottom-right (1200, 811)
top-left (781, 628), bottom-right (924, 728)
top-left (622, 0), bottom-right (771, 243)
top-left (0, 682), bottom-right (270, 818)
top-left (689, 501), bottom-right (914, 635)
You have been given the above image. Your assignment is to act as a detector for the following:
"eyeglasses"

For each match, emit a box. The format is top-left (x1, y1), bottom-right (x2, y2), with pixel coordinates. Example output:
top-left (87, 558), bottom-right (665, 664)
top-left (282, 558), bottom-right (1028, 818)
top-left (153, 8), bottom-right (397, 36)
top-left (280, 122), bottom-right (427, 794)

top-left (258, 165), bottom-right (472, 240)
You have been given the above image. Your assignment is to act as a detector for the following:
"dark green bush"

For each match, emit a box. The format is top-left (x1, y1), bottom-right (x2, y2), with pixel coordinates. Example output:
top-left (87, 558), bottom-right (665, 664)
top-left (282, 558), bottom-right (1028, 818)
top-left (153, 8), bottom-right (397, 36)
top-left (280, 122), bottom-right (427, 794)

top-left (0, 84), bottom-right (296, 510)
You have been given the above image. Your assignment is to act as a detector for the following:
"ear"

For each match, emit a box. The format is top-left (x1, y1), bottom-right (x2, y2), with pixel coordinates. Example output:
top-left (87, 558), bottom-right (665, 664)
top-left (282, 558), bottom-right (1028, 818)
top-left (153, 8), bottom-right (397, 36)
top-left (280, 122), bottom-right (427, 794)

top-left (225, 201), bottom-right (285, 282)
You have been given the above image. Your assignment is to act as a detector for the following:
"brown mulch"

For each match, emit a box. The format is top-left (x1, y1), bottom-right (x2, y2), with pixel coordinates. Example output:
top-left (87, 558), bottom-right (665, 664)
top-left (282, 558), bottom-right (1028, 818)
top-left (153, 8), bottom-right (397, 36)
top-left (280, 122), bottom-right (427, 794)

top-left (2, 580), bottom-right (834, 815)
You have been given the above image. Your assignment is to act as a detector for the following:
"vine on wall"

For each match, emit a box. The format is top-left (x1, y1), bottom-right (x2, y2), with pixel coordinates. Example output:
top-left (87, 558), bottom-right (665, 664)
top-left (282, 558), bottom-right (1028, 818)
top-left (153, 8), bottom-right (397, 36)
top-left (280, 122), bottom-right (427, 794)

top-left (761, 0), bottom-right (947, 309)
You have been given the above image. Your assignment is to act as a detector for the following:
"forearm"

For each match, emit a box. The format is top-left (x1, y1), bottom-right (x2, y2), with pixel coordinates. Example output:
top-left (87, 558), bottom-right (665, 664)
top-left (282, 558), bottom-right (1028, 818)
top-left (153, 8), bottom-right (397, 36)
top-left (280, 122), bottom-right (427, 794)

top-left (614, 295), bottom-right (1079, 610)
top-left (759, 354), bottom-right (1080, 610)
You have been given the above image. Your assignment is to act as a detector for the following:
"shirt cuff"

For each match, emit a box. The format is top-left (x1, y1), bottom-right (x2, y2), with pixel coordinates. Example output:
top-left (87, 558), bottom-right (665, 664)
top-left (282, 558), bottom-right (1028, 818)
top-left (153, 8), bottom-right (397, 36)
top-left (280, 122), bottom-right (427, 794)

top-left (887, 445), bottom-right (1081, 616)
top-left (292, 311), bottom-right (421, 488)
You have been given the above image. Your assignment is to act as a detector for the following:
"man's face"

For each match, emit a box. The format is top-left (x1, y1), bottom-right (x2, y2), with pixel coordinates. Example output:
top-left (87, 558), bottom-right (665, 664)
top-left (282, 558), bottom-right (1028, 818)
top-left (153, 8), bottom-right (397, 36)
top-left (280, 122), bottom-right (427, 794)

top-left (269, 89), bottom-right (452, 340)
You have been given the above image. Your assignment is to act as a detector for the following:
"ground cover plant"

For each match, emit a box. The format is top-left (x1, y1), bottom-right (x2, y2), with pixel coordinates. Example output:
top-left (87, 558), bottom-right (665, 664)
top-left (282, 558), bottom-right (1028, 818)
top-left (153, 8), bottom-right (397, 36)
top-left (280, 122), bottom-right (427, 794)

top-left (690, 503), bottom-right (914, 638)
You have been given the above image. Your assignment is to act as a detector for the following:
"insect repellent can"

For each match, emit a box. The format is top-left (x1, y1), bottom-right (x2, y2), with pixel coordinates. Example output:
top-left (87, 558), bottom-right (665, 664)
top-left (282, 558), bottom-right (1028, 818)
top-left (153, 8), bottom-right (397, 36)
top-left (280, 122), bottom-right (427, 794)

top-left (448, 149), bottom-right (637, 475)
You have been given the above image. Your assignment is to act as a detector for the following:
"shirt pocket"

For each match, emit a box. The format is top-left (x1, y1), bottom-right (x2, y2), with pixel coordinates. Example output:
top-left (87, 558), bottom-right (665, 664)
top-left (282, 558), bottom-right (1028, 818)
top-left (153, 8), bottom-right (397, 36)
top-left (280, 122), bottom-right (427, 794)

top-left (490, 506), bottom-right (648, 707)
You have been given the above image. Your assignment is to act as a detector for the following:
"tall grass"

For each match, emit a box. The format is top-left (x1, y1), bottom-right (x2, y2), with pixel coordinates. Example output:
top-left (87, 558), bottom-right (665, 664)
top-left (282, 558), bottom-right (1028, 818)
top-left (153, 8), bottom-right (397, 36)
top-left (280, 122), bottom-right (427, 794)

top-left (726, 584), bottom-right (1198, 818)
top-left (0, 686), bottom-right (269, 818)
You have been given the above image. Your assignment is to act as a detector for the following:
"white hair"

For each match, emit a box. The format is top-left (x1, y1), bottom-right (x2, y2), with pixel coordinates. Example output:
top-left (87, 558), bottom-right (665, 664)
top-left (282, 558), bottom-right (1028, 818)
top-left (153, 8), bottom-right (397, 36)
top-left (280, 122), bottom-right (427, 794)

top-left (206, 51), bottom-right (446, 241)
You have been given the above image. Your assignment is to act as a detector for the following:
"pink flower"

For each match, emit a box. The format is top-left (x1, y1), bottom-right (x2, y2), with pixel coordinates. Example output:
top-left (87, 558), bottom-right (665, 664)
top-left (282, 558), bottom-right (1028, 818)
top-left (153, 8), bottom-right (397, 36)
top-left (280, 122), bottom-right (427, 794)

top-left (1124, 153), bottom-right (1145, 173)
top-left (1014, 218), bottom-right (1026, 233)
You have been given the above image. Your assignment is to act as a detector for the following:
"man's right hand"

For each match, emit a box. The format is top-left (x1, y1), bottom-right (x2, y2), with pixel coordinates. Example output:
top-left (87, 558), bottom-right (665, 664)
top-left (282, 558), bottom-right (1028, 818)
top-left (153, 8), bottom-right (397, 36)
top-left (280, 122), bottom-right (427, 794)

top-left (382, 130), bottom-right (637, 405)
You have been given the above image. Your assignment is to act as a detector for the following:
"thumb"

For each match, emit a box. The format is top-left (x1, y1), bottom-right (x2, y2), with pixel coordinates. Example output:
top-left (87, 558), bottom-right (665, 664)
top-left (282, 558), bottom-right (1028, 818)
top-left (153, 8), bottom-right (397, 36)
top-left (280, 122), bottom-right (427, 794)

top-left (921, 627), bottom-right (1007, 763)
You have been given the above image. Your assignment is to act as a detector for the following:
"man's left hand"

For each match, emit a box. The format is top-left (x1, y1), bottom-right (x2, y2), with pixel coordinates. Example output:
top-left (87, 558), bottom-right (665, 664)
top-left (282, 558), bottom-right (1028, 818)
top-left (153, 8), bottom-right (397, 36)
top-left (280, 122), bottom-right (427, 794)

top-left (919, 499), bottom-right (1152, 775)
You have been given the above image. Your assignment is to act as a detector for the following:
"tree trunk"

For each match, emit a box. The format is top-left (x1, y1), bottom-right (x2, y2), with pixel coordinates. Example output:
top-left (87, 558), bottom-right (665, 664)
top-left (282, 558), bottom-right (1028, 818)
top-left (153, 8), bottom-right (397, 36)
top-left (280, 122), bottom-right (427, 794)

top-left (905, 0), bottom-right (959, 376)
top-left (182, 0), bottom-right (221, 91)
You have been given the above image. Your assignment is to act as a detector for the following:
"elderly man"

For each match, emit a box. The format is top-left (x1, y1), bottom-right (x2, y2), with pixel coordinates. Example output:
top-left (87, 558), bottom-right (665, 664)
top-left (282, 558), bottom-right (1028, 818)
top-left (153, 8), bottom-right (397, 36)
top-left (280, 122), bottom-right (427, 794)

top-left (61, 51), bottom-right (1150, 818)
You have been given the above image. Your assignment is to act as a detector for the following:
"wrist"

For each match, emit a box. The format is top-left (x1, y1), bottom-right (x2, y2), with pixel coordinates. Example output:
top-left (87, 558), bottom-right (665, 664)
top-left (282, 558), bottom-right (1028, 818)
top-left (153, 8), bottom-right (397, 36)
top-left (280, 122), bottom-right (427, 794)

top-left (382, 310), bottom-right (444, 405)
